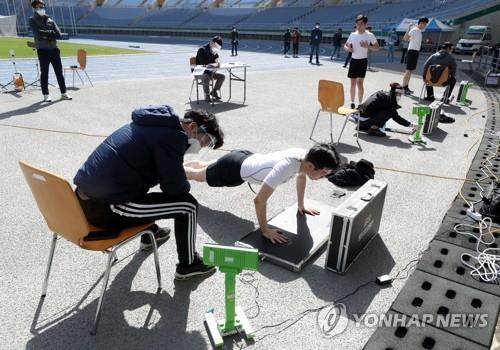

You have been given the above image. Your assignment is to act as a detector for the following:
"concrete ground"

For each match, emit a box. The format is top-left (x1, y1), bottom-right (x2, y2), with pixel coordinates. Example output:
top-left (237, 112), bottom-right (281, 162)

top-left (0, 35), bottom-right (493, 349)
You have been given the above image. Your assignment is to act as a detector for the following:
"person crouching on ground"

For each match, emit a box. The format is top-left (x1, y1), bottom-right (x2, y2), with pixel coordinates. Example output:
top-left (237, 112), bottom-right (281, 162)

top-left (355, 82), bottom-right (414, 137)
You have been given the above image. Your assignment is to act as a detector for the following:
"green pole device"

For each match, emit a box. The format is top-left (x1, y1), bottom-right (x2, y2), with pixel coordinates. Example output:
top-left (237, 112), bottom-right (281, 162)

top-left (409, 105), bottom-right (431, 144)
top-left (203, 244), bottom-right (259, 348)
top-left (459, 82), bottom-right (473, 106)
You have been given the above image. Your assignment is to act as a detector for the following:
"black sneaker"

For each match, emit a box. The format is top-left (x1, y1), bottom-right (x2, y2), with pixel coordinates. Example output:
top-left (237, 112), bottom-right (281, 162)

top-left (140, 225), bottom-right (171, 251)
top-left (368, 128), bottom-right (387, 137)
top-left (210, 90), bottom-right (221, 100)
top-left (404, 86), bottom-right (414, 95)
top-left (175, 252), bottom-right (216, 280)
top-left (424, 96), bottom-right (435, 102)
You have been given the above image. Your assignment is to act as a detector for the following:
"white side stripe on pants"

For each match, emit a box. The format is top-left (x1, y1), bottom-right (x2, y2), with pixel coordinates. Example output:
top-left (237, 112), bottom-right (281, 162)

top-left (110, 201), bottom-right (197, 264)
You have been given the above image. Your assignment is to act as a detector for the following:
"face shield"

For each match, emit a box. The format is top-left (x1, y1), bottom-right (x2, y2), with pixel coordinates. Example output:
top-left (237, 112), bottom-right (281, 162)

top-left (185, 125), bottom-right (217, 159)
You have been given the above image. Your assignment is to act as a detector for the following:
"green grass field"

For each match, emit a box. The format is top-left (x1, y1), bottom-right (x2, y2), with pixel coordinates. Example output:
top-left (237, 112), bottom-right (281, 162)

top-left (0, 37), bottom-right (148, 58)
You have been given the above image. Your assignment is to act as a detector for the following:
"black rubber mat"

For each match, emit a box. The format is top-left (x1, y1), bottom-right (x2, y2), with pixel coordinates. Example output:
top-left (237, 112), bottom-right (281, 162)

top-left (364, 310), bottom-right (487, 350)
top-left (416, 240), bottom-right (500, 297)
top-left (390, 270), bottom-right (499, 347)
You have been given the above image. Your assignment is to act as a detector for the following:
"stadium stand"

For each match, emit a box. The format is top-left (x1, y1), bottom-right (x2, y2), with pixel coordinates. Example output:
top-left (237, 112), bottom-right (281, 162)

top-left (135, 8), bottom-right (202, 27)
top-left (184, 7), bottom-right (258, 28)
top-left (1, 0), bottom-right (498, 33)
top-left (79, 7), bottom-right (146, 26)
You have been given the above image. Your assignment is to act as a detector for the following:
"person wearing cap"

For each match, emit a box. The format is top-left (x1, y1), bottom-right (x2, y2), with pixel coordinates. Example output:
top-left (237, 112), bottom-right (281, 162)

top-left (352, 83), bottom-right (414, 137)
top-left (73, 106), bottom-right (224, 280)
top-left (422, 41), bottom-right (457, 104)
top-left (291, 27), bottom-right (301, 58)
top-left (309, 22), bottom-right (322, 65)
top-left (344, 15), bottom-right (379, 109)
top-left (29, 0), bottom-right (71, 102)
top-left (402, 17), bottom-right (429, 95)
top-left (195, 36), bottom-right (225, 102)
top-left (183, 143), bottom-right (340, 244)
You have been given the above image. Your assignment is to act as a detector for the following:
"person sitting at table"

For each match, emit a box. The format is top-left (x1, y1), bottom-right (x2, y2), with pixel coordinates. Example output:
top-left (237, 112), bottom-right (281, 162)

top-left (195, 36), bottom-right (225, 103)
top-left (183, 143), bottom-right (340, 244)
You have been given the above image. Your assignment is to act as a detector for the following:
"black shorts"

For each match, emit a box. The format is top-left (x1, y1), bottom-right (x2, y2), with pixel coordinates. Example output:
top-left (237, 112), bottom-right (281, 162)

top-left (406, 49), bottom-right (419, 71)
top-left (206, 150), bottom-right (253, 187)
top-left (348, 58), bottom-right (368, 78)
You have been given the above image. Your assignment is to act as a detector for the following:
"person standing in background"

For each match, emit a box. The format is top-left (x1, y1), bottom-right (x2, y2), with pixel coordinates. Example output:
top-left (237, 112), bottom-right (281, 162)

top-left (230, 26), bottom-right (239, 56)
top-left (292, 27), bottom-right (301, 58)
top-left (401, 17), bottom-right (429, 94)
top-left (283, 28), bottom-right (291, 57)
top-left (331, 28), bottom-right (342, 60)
top-left (343, 25), bottom-right (356, 68)
top-left (386, 27), bottom-right (398, 62)
top-left (309, 22), bottom-right (322, 65)
top-left (29, 0), bottom-right (71, 102)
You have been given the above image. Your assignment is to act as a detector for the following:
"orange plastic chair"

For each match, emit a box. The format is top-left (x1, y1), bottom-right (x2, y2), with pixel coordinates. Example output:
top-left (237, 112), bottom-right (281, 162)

top-left (310, 80), bottom-right (359, 149)
top-left (19, 161), bottom-right (161, 335)
top-left (419, 65), bottom-right (450, 101)
top-left (64, 49), bottom-right (94, 88)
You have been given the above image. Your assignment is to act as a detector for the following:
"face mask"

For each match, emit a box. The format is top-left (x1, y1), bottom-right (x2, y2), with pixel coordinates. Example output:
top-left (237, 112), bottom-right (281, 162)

top-left (186, 138), bottom-right (202, 154)
top-left (396, 94), bottom-right (402, 103)
top-left (35, 8), bottom-right (46, 16)
top-left (315, 25), bottom-right (320, 29)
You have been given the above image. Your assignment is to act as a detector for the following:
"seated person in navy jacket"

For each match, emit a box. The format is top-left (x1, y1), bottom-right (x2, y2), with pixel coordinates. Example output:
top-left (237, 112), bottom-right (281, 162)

top-left (74, 105), bottom-right (224, 280)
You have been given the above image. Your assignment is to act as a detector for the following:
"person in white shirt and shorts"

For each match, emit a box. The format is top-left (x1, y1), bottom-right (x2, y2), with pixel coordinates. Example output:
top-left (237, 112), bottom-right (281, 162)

top-left (402, 17), bottom-right (429, 94)
top-left (344, 14), bottom-right (379, 109)
top-left (183, 144), bottom-right (340, 244)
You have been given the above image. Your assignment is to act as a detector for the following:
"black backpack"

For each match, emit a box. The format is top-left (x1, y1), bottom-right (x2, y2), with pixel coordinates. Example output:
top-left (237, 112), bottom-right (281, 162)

top-left (328, 159), bottom-right (375, 187)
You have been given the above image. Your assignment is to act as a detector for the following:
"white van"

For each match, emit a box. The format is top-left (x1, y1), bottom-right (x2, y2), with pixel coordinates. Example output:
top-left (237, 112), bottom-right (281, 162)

top-left (456, 25), bottom-right (492, 54)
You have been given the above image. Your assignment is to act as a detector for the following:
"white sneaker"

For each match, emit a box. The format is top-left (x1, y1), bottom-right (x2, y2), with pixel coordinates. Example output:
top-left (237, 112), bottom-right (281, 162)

top-left (60, 93), bottom-right (72, 100)
top-left (43, 95), bottom-right (52, 102)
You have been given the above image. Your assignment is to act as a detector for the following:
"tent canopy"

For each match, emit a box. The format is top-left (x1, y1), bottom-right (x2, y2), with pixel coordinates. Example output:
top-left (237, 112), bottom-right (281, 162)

top-left (389, 17), bottom-right (454, 33)
top-left (425, 18), bottom-right (454, 32)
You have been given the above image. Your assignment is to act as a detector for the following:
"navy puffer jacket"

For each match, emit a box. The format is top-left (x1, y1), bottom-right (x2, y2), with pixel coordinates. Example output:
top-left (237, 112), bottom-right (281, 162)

top-left (74, 105), bottom-right (190, 203)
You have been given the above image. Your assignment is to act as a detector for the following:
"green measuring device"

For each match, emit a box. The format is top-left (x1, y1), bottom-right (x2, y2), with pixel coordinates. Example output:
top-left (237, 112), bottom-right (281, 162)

top-left (203, 244), bottom-right (259, 348)
top-left (409, 105), bottom-right (431, 144)
top-left (458, 81), bottom-right (473, 106)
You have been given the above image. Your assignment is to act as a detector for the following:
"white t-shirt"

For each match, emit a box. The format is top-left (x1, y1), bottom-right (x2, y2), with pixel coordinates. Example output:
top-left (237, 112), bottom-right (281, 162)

top-left (346, 31), bottom-right (378, 60)
top-left (240, 148), bottom-right (306, 189)
top-left (408, 27), bottom-right (422, 51)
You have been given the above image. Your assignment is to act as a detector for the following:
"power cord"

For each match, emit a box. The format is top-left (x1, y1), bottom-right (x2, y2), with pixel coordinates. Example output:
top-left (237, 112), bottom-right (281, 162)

top-left (233, 251), bottom-right (428, 348)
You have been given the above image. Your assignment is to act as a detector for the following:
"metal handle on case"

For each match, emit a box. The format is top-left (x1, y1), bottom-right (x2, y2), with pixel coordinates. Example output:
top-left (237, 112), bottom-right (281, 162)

top-left (361, 192), bottom-right (373, 202)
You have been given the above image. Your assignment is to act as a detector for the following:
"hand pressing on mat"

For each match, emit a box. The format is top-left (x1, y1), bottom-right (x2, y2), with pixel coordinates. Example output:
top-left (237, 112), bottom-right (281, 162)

top-left (262, 228), bottom-right (288, 244)
top-left (298, 206), bottom-right (320, 216)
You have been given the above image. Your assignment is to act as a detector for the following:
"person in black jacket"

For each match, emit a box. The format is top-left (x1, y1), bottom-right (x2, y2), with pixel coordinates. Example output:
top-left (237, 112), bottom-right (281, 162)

top-left (331, 28), bottom-right (342, 60)
top-left (195, 36), bottom-right (225, 102)
top-left (74, 106), bottom-right (224, 280)
top-left (230, 26), bottom-right (239, 56)
top-left (309, 22), bottom-right (322, 65)
top-left (283, 28), bottom-right (291, 57)
top-left (29, 0), bottom-right (71, 102)
top-left (355, 82), bottom-right (414, 137)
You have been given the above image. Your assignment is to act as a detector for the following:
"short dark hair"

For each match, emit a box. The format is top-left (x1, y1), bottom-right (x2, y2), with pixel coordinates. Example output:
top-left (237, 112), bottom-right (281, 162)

top-left (211, 36), bottom-right (223, 46)
top-left (315, 22), bottom-right (320, 25)
top-left (305, 143), bottom-right (340, 171)
top-left (355, 14), bottom-right (368, 24)
top-left (418, 17), bottom-right (429, 24)
top-left (441, 41), bottom-right (453, 50)
top-left (31, 0), bottom-right (45, 7)
top-left (183, 110), bottom-right (224, 149)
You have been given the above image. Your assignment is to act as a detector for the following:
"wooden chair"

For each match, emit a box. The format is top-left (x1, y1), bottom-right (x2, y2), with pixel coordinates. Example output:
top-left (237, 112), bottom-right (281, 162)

top-left (64, 49), bottom-right (94, 88)
top-left (310, 80), bottom-right (359, 149)
top-left (419, 65), bottom-right (450, 102)
top-left (19, 161), bottom-right (161, 335)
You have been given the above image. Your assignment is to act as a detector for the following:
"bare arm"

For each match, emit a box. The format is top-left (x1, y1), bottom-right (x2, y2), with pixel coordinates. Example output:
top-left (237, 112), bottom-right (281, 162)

top-left (254, 184), bottom-right (288, 244)
top-left (296, 173), bottom-right (320, 216)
